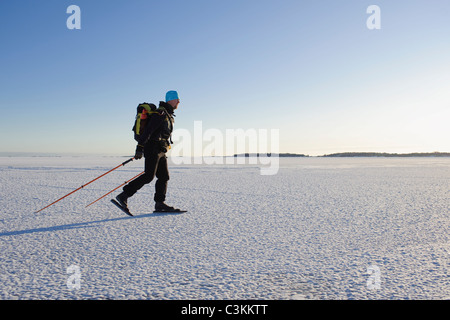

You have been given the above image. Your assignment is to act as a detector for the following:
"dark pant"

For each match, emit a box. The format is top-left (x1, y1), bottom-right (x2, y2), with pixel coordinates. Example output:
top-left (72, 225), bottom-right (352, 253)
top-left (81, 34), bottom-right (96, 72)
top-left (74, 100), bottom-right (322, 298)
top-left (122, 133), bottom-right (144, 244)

top-left (123, 143), bottom-right (169, 202)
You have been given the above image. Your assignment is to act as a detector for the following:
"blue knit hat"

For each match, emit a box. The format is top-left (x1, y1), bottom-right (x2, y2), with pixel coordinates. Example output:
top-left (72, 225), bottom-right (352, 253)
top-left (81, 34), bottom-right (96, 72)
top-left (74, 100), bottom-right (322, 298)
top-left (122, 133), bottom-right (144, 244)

top-left (165, 90), bottom-right (179, 102)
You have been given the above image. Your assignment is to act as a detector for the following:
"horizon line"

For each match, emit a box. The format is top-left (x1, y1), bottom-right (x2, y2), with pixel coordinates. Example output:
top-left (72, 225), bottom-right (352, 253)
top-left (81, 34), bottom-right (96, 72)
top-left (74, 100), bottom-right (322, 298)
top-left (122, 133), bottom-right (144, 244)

top-left (1, 151), bottom-right (450, 158)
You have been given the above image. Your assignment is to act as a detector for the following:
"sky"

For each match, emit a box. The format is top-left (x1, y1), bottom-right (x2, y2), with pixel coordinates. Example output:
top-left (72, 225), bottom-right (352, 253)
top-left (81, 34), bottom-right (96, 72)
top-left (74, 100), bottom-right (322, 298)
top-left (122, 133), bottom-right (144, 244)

top-left (0, 0), bottom-right (449, 156)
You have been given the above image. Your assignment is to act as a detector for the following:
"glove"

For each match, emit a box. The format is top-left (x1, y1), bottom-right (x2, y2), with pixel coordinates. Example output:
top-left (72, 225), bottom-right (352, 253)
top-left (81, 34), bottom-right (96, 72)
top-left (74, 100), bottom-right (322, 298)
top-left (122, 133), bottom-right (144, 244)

top-left (134, 144), bottom-right (144, 160)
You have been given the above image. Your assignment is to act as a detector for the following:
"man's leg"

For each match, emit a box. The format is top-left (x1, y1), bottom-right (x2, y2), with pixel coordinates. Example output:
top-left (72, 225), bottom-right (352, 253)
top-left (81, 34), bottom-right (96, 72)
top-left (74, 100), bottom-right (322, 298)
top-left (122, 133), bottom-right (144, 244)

top-left (123, 152), bottom-right (160, 197)
top-left (154, 153), bottom-right (169, 203)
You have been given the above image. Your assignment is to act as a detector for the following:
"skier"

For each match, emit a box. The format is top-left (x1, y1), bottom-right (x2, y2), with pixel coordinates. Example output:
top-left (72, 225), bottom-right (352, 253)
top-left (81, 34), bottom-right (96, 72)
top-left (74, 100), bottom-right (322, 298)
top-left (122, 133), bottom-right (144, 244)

top-left (114, 90), bottom-right (181, 214)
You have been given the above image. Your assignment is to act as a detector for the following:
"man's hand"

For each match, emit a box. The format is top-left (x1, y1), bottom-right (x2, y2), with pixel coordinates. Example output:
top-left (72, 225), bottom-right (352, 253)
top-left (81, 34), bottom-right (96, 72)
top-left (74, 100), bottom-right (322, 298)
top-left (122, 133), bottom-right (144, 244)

top-left (134, 144), bottom-right (144, 160)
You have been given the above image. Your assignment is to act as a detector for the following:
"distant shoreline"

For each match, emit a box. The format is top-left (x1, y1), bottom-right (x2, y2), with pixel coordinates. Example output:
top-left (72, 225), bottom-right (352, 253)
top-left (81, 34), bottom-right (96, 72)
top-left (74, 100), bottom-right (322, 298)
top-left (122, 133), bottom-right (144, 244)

top-left (320, 152), bottom-right (450, 157)
top-left (234, 152), bottom-right (450, 158)
top-left (1, 152), bottom-right (449, 158)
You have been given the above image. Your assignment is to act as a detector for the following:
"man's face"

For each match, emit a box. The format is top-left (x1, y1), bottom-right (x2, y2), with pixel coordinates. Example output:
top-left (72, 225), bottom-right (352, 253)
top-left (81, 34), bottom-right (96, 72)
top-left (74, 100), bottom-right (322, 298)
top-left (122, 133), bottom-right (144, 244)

top-left (168, 99), bottom-right (180, 109)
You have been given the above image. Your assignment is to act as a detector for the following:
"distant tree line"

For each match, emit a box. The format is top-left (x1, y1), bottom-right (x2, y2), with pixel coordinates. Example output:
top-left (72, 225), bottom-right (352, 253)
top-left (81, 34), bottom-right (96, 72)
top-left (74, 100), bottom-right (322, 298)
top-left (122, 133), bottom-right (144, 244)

top-left (234, 152), bottom-right (450, 157)
top-left (233, 153), bottom-right (309, 157)
top-left (320, 152), bottom-right (450, 157)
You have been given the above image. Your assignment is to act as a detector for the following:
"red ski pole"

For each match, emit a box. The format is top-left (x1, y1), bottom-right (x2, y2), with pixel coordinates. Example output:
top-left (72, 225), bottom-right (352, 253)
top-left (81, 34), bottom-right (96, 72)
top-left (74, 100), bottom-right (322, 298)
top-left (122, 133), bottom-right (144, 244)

top-left (85, 171), bottom-right (145, 208)
top-left (35, 157), bottom-right (135, 213)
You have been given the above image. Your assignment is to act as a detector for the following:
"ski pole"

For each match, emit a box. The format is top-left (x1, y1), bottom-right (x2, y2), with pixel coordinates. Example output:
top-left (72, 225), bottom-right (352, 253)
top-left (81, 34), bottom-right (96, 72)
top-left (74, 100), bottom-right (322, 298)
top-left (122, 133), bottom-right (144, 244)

top-left (35, 157), bottom-right (135, 213)
top-left (85, 171), bottom-right (145, 208)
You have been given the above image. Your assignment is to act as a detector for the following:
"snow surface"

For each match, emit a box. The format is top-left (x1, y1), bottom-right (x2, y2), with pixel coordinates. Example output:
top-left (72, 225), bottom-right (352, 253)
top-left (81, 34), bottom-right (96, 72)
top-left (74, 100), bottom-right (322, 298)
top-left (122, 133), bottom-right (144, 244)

top-left (0, 156), bottom-right (448, 300)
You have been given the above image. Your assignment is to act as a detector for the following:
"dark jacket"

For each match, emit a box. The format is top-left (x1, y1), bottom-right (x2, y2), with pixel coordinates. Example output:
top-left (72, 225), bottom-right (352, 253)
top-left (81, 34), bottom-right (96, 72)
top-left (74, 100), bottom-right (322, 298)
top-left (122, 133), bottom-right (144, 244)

top-left (137, 101), bottom-right (175, 152)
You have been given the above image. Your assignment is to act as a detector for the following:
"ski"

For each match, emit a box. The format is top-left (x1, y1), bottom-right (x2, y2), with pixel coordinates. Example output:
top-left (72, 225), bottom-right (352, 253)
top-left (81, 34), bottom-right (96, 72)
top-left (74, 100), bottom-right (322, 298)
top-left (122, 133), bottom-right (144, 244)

top-left (153, 209), bottom-right (187, 214)
top-left (111, 199), bottom-right (133, 217)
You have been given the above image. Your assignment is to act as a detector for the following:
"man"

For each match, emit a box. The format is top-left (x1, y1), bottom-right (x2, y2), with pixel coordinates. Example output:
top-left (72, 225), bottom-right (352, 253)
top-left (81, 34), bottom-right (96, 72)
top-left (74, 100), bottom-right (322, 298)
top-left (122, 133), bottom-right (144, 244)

top-left (114, 90), bottom-right (181, 214)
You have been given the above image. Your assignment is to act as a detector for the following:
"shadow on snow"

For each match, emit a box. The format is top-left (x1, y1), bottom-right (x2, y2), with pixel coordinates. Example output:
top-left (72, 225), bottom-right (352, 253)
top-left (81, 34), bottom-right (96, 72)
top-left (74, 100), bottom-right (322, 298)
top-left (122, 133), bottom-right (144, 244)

top-left (0, 211), bottom-right (183, 237)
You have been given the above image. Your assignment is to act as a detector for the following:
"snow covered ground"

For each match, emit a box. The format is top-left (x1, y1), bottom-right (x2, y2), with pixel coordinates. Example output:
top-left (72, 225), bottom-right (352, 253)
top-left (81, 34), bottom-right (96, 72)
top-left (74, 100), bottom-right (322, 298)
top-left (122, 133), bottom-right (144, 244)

top-left (0, 156), bottom-right (448, 300)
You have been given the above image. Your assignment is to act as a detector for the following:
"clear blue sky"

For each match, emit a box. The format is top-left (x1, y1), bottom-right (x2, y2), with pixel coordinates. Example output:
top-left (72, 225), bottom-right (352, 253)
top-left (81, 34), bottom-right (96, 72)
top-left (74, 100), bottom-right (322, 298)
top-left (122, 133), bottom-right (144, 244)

top-left (1, 0), bottom-right (449, 156)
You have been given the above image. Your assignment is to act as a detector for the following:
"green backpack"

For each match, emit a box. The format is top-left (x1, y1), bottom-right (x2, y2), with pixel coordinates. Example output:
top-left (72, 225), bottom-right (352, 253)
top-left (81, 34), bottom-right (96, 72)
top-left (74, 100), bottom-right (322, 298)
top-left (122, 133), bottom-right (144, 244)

top-left (132, 103), bottom-right (158, 142)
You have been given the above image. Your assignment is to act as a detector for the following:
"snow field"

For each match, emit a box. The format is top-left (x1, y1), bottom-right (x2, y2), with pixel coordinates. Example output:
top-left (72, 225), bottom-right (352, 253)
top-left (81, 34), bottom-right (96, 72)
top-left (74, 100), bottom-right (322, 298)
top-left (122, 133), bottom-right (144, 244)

top-left (0, 156), bottom-right (449, 299)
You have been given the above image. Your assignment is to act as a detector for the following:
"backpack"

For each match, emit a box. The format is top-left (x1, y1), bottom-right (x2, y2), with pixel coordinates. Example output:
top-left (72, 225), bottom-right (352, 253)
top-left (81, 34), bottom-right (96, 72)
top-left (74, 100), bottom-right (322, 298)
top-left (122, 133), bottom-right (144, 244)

top-left (132, 102), bottom-right (158, 142)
